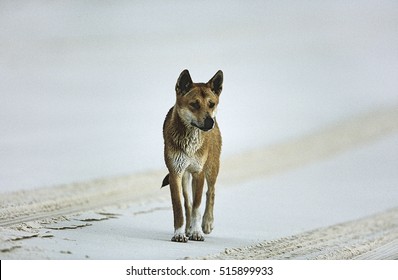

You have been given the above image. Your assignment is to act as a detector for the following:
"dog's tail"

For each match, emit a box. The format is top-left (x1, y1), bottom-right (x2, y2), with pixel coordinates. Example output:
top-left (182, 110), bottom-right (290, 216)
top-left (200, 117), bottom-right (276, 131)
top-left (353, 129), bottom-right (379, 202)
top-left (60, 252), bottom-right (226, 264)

top-left (161, 174), bottom-right (169, 188)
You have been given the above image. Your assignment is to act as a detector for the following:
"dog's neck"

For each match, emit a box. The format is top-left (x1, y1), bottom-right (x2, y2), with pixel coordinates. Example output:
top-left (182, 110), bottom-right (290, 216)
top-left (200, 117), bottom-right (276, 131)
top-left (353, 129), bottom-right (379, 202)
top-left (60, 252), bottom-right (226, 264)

top-left (172, 109), bottom-right (204, 155)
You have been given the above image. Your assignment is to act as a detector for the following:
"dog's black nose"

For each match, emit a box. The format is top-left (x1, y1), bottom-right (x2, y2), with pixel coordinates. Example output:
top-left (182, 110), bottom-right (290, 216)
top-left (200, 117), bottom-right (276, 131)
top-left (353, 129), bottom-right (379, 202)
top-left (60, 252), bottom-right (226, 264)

top-left (204, 117), bottom-right (214, 130)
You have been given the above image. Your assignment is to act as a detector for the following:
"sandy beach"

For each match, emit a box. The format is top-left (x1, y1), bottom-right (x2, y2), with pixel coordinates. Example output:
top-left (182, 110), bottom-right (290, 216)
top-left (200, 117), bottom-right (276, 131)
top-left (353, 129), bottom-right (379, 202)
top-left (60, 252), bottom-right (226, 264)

top-left (1, 106), bottom-right (398, 259)
top-left (1, 1), bottom-right (398, 260)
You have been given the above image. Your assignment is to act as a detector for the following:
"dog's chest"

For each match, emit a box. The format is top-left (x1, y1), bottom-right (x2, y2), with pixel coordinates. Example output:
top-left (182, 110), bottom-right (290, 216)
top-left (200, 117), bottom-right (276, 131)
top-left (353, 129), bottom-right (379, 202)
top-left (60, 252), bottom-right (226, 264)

top-left (172, 152), bottom-right (203, 174)
top-left (171, 129), bottom-right (205, 174)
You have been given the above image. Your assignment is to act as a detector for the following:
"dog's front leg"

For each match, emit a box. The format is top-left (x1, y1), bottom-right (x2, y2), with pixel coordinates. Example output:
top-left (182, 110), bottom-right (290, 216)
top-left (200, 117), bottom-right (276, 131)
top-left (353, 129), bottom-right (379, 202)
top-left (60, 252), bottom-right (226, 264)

top-left (189, 172), bottom-right (205, 241)
top-left (182, 172), bottom-right (192, 235)
top-left (169, 173), bottom-right (188, 242)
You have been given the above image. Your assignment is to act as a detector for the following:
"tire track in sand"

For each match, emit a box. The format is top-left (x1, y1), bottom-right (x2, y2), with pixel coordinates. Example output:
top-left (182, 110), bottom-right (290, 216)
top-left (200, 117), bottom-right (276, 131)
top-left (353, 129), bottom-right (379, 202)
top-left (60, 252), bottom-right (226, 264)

top-left (201, 207), bottom-right (398, 260)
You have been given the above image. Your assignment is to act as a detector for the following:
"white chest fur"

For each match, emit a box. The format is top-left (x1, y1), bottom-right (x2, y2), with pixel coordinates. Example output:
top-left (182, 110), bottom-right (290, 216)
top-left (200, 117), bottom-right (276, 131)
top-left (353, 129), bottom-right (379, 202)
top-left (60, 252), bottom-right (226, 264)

top-left (169, 128), bottom-right (204, 174)
top-left (172, 152), bottom-right (203, 174)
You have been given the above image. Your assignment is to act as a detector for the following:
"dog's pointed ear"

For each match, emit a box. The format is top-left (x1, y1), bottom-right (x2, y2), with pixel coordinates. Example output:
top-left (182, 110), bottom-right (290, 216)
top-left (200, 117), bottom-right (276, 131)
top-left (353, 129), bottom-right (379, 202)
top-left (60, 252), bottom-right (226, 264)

top-left (176, 69), bottom-right (193, 95)
top-left (208, 70), bottom-right (223, 96)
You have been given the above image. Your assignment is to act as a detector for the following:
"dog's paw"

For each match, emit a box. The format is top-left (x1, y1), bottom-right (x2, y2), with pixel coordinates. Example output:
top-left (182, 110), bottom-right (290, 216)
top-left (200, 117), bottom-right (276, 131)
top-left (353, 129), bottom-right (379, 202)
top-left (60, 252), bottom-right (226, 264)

top-left (189, 231), bottom-right (205, 241)
top-left (202, 217), bottom-right (214, 234)
top-left (171, 233), bottom-right (188, 243)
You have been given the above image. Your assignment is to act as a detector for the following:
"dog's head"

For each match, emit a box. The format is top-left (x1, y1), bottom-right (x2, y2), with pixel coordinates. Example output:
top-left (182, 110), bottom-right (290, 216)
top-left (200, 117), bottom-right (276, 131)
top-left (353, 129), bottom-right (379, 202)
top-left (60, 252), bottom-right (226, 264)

top-left (175, 69), bottom-right (223, 132)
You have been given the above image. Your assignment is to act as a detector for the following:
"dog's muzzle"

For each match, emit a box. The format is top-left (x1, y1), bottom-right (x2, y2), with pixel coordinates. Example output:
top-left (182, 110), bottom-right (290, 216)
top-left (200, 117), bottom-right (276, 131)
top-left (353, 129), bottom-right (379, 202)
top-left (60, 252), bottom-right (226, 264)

top-left (191, 116), bottom-right (214, 131)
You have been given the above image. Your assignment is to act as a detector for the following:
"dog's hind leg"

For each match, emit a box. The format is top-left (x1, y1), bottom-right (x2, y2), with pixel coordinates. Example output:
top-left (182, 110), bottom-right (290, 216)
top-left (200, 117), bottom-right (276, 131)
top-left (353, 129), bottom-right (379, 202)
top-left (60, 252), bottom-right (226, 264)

top-left (202, 170), bottom-right (217, 234)
top-left (189, 171), bottom-right (205, 241)
top-left (182, 171), bottom-right (192, 235)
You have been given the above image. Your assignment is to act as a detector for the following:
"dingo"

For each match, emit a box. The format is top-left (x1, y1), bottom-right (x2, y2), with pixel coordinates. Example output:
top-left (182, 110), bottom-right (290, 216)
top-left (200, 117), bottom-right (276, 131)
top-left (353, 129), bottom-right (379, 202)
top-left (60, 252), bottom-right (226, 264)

top-left (162, 69), bottom-right (223, 242)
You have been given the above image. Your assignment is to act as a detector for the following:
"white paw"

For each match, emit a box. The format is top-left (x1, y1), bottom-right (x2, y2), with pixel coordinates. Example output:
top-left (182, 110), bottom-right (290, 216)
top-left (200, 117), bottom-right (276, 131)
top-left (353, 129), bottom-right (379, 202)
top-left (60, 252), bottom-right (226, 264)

top-left (189, 229), bottom-right (205, 241)
top-left (188, 212), bottom-right (205, 241)
top-left (171, 233), bottom-right (188, 242)
top-left (171, 226), bottom-right (188, 243)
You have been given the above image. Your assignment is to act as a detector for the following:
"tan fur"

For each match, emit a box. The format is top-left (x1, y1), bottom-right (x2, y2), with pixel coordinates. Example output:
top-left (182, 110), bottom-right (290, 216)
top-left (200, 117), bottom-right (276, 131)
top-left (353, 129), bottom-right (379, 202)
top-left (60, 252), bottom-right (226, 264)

top-left (162, 69), bottom-right (223, 242)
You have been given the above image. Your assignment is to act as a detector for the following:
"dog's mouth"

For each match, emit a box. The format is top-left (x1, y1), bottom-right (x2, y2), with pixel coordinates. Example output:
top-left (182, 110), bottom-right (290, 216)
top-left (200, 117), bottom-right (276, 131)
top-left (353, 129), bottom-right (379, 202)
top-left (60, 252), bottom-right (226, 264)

top-left (191, 117), bottom-right (214, 132)
top-left (191, 122), bottom-right (212, 131)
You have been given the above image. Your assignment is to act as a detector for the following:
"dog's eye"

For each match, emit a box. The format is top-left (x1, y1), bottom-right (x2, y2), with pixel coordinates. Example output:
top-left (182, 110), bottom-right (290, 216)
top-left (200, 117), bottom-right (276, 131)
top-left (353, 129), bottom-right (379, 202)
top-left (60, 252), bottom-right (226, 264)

top-left (190, 101), bottom-right (200, 110)
top-left (209, 102), bottom-right (215, 108)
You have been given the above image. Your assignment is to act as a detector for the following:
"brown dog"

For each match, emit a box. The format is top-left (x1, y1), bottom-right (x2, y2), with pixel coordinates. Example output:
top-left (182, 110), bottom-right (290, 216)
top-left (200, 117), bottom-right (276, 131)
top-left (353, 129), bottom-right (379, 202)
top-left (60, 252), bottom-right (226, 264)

top-left (162, 69), bottom-right (223, 242)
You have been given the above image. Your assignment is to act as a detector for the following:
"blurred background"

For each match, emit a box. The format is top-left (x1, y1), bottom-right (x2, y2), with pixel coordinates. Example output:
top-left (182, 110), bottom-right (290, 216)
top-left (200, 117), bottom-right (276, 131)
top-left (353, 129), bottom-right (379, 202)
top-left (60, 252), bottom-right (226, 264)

top-left (1, 0), bottom-right (397, 192)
